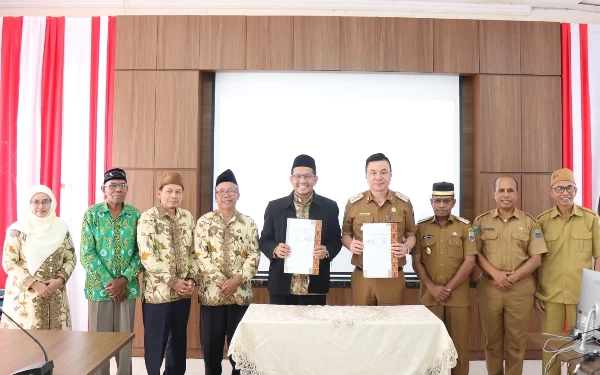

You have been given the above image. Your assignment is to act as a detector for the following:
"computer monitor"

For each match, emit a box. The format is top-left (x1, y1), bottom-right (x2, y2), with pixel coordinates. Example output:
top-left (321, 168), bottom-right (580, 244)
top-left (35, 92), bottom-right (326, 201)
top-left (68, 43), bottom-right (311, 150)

top-left (574, 268), bottom-right (600, 354)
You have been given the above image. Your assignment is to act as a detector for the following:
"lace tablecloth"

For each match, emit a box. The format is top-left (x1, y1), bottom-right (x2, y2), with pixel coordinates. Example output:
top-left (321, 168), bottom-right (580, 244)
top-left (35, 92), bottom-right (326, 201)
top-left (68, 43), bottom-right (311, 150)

top-left (228, 304), bottom-right (457, 375)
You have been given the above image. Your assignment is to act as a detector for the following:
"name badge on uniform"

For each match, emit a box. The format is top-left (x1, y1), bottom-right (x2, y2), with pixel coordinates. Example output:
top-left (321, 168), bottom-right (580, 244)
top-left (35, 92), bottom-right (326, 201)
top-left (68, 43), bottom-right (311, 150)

top-left (359, 212), bottom-right (371, 216)
top-left (425, 247), bottom-right (431, 255)
top-left (422, 234), bottom-right (433, 239)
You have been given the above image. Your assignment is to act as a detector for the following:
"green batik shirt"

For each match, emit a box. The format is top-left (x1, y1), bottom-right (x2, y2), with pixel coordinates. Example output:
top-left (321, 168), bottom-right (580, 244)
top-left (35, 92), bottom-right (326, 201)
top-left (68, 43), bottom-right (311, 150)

top-left (80, 201), bottom-right (142, 301)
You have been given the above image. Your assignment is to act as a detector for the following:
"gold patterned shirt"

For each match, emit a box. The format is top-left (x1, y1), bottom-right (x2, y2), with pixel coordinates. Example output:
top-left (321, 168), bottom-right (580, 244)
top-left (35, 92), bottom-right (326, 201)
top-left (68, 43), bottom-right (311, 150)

top-left (137, 204), bottom-right (198, 304)
top-left (195, 210), bottom-right (260, 306)
top-left (290, 194), bottom-right (323, 295)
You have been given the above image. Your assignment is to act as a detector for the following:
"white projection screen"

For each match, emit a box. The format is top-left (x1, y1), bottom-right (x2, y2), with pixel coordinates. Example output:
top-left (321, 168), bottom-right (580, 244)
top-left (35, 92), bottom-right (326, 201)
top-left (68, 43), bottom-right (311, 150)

top-left (213, 72), bottom-right (460, 277)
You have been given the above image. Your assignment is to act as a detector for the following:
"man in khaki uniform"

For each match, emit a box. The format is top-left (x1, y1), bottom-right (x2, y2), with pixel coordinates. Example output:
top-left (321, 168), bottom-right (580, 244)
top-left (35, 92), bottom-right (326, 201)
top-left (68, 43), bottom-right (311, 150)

top-left (474, 176), bottom-right (547, 375)
top-left (412, 182), bottom-right (476, 375)
top-left (534, 168), bottom-right (600, 375)
top-left (342, 153), bottom-right (416, 305)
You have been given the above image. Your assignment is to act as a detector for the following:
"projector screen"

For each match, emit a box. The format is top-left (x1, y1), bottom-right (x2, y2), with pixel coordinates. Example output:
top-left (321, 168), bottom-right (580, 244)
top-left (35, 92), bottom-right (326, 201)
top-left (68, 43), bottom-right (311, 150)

top-left (214, 72), bottom-right (460, 276)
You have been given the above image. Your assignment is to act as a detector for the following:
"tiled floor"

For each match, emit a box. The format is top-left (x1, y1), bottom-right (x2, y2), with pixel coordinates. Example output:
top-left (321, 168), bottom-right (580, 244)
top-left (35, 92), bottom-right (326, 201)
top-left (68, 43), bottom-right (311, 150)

top-left (110, 357), bottom-right (567, 374)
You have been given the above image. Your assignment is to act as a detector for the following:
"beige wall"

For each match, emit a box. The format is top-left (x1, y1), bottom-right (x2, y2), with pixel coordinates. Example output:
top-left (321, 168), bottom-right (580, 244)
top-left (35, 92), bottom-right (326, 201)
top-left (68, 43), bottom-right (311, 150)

top-left (2, 6), bottom-right (600, 23)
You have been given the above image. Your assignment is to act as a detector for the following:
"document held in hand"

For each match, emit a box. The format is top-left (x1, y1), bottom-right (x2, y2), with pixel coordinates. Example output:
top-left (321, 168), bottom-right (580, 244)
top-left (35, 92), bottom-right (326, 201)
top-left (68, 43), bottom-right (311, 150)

top-left (362, 222), bottom-right (399, 278)
top-left (284, 218), bottom-right (322, 275)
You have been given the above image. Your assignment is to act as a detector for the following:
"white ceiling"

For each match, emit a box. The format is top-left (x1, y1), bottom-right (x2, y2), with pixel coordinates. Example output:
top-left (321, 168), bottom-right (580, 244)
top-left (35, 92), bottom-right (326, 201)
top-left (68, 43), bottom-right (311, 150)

top-left (1, 0), bottom-right (600, 15)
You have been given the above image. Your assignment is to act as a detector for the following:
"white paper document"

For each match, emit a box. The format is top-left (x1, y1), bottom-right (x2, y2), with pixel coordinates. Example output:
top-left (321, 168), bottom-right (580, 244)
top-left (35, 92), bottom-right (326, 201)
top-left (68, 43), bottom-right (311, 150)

top-left (362, 223), bottom-right (393, 278)
top-left (284, 218), bottom-right (317, 274)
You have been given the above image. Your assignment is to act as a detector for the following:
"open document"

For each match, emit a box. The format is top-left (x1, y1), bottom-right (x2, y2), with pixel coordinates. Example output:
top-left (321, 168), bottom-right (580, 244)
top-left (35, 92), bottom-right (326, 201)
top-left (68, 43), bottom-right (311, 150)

top-left (362, 222), bottom-right (399, 278)
top-left (284, 218), bottom-right (322, 275)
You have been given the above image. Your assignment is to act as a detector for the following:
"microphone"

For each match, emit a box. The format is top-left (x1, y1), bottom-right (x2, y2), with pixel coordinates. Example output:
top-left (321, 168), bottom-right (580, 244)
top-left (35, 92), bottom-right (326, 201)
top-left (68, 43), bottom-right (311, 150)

top-left (0, 307), bottom-right (54, 375)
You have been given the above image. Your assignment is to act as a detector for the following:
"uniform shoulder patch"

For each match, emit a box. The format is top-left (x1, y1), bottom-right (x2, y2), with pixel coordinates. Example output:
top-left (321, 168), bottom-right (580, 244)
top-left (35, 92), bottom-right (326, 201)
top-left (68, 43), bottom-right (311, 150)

top-left (474, 210), bottom-right (493, 223)
top-left (455, 216), bottom-right (471, 225)
top-left (394, 191), bottom-right (409, 202)
top-left (417, 216), bottom-right (433, 224)
top-left (536, 207), bottom-right (554, 220)
top-left (348, 193), bottom-right (364, 204)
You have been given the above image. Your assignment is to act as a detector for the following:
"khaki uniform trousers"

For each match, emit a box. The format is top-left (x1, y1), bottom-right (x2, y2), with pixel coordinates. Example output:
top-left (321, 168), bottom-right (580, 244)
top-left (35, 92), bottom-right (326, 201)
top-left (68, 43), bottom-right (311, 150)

top-left (428, 305), bottom-right (470, 375)
top-left (351, 267), bottom-right (405, 306)
top-left (540, 302), bottom-right (577, 375)
top-left (477, 275), bottom-right (535, 375)
top-left (89, 299), bottom-right (136, 375)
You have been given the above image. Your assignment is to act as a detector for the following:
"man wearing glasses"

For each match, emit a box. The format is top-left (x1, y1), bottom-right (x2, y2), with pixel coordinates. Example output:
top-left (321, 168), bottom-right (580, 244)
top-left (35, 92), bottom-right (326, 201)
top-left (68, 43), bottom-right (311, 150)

top-left (534, 168), bottom-right (600, 375)
top-left (260, 154), bottom-right (342, 305)
top-left (80, 168), bottom-right (142, 375)
top-left (195, 169), bottom-right (261, 374)
top-left (342, 152), bottom-right (416, 306)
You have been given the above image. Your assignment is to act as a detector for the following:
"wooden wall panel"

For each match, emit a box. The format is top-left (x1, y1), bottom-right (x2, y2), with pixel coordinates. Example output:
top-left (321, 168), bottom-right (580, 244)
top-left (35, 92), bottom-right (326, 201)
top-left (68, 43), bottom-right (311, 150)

top-left (115, 16), bottom-right (157, 70)
top-left (521, 76), bottom-right (562, 173)
top-left (479, 20), bottom-right (520, 74)
top-left (460, 77), bottom-right (474, 221)
top-left (476, 75), bottom-right (521, 173)
top-left (521, 174), bottom-right (554, 217)
top-left (154, 71), bottom-right (199, 169)
top-left (123, 170), bottom-right (155, 212)
top-left (477, 174), bottom-right (523, 214)
top-left (340, 17), bottom-right (386, 71)
top-left (198, 16), bottom-right (246, 70)
top-left (199, 73), bottom-right (215, 217)
top-left (153, 170), bottom-right (198, 219)
top-left (157, 16), bottom-right (200, 69)
top-left (521, 22), bottom-right (561, 76)
top-left (433, 19), bottom-right (479, 74)
top-left (246, 16), bottom-right (294, 70)
top-left (385, 18), bottom-right (433, 72)
top-left (294, 17), bottom-right (340, 71)
top-left (113, 71), bottom-right (156, 169)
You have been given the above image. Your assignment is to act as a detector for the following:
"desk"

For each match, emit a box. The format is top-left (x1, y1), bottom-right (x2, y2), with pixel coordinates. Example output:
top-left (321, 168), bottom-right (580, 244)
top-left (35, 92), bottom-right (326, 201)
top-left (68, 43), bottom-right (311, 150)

top-left (528, 333), bottom-right (600, 375)
top-left (0, 329), bottom-right (134, 375)
top-left (228, 304), bottom-right (457, 375)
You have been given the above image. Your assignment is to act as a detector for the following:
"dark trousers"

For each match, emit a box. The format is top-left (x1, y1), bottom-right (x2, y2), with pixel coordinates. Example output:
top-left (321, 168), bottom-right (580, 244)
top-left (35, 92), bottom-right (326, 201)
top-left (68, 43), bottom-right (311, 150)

top-left (269, 294), bottom-right (326, 305)
top-left (142, 299), bottom-right (191, 375)
top-left (200, 304), bottom-right (248, 375)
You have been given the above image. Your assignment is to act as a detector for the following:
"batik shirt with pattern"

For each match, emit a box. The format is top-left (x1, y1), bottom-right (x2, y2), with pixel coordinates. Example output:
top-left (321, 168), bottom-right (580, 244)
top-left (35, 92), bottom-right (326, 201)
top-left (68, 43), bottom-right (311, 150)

top-left (137, 204), bottom-right (198, 304)
top-left (290, 194), bottom-right (322, 295)
top-left (80, 202), bottom-right (142, 301)
top-left (195, 210), bottom-right (260, 306)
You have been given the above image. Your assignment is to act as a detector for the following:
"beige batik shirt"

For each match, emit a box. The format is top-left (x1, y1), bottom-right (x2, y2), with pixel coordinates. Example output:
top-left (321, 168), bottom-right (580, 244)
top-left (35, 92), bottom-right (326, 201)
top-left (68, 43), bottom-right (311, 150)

top-left (1, 230), bottom-right (75, 330)
top-left (290, 194), bottom-right (323, 295)
top-left (137, 204), bottom-right (198, 304)
top-left (195, 210), bottom-right (260, 306)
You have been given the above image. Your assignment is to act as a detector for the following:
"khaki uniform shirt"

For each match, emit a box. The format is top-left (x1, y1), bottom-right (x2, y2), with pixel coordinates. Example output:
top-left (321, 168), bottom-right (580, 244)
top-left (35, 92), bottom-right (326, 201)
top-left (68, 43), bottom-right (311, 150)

top-left (536, 205), bottom-right (600, 304)
top-left (342, 190), bottom-right (416, 268)
top-left (290, 194), bottom-right (322, 295)
top-left (413, 215), bottom-right (477, 307)
top-left (473, 208), bottom-right (547, 273)
top-left (137, 205), bottom-right (198, 304)
top-left (195, 210), bottom-right (260, 306)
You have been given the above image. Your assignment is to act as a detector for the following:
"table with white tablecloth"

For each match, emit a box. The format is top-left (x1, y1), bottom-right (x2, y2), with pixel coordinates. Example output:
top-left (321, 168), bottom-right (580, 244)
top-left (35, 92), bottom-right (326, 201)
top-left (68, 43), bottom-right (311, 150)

top-left (228, 304), bottom-right (457, 375)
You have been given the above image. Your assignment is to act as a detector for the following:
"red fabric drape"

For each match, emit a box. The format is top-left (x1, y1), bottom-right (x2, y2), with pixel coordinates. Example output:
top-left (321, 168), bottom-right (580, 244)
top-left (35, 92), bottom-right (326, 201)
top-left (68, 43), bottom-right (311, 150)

top-left (0, 17), bottom-right (23, 288)
top-left (104, 16), bottom-right (115, 172)
top-left (40, 17), bottom-right (65, 215)
top-left (88, 17), bottom-right (100, 206)
top-left (561, 23), bottom-right (573, 171)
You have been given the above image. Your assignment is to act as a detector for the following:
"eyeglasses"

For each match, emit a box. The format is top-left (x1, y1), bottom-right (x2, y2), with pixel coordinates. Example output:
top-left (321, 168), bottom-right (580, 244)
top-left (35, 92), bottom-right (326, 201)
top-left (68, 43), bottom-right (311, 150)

top-left (552, 185), bottom-right (576, 194)
top-left (105, 183), bottom-right (128, 191)
top-left (30, 199), bottom-right (51, 206)
top-left (291, 174), bottom-right (315, 180)
top-left (216, 189), bottom-right (238, 197)
top-left (432, 198), bottom-right (453, 205)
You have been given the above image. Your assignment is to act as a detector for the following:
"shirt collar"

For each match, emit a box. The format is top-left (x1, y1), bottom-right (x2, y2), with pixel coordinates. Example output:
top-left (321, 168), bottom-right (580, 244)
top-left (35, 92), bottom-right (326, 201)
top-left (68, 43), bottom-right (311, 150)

top-left (216, 209), bottom-right (242, 225)
top-left (157, 203), bottom-right (180, 219)
top-left (492, 207), bottom-right (520, 220)
top-left (365, 189), bottom-right (394, 203)
top-left (294, 192), bottom-right (313, 205)
top-left (99, 201), bottom-right (130, 217)
top-left (549, 204), bottom-right (583, 218)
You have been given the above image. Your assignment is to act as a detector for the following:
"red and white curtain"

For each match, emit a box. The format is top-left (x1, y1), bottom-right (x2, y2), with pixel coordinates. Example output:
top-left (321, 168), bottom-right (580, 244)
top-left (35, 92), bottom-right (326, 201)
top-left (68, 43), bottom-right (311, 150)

top-left (562, 23), bottom-right (600, 210)
top-left (0, 16), bottom-right (115, 331)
